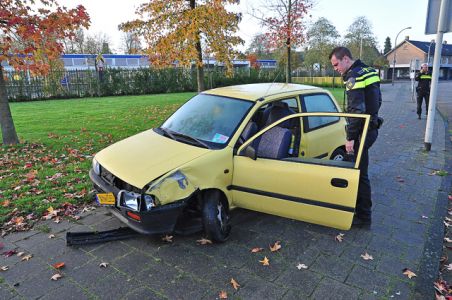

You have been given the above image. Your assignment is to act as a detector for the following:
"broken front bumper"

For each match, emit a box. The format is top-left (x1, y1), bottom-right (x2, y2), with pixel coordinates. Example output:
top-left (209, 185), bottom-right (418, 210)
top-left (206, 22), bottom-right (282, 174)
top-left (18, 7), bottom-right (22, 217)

top-left (89, 169), bottom-right (187, 235)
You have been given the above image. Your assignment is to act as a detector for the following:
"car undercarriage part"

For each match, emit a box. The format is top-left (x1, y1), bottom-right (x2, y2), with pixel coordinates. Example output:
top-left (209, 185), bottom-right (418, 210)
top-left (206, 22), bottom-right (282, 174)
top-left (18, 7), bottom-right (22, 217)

top-left (66, 227), bottom-right (141, 246)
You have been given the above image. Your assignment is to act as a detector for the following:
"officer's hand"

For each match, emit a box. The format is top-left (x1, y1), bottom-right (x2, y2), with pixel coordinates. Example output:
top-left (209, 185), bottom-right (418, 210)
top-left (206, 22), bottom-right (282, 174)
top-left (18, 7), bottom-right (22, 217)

top-left (346, 140), bottom-right (354, 154)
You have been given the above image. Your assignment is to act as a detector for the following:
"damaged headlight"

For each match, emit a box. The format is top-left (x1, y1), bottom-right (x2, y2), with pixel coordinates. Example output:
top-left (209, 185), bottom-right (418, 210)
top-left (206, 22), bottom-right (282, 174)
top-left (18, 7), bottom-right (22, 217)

top-left (117, 190), bottom-right (158, 211)
top-left (145, 170), bottom-right (196, 206)
top-left (92, 158), bottom-right (101, 175)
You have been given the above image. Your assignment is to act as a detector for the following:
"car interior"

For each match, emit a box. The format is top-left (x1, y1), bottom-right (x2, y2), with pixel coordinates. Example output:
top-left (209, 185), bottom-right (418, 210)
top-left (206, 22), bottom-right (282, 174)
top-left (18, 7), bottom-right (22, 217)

top-left (238, 99), bottom-right (301, 160)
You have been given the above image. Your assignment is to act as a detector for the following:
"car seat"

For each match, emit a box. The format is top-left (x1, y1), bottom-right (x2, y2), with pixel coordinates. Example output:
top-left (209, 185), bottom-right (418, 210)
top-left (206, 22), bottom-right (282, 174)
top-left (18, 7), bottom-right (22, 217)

top-left (239, 121), bottom-right (258, 143)
top-left (262, 102), bottom-right (295, 129)
top-left (255, 127), bottom-right (291, 159)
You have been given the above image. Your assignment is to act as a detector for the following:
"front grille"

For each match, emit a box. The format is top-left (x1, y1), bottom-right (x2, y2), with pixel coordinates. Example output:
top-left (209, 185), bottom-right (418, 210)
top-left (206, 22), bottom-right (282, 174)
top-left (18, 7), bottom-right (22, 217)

top-left (100, 167), bottom-right (115, 185)
top-left (100, 166), bottom-right (141, 193)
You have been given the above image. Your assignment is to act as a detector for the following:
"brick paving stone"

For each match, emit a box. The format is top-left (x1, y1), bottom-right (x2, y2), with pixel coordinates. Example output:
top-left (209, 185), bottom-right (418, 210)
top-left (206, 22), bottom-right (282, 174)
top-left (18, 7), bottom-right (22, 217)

top-left (234, 274), bottom-right (288, 299)
top-left (88, 271), bottom-right (142, 299)
top-left (1, 257), bottom-right (50, 286)
top-left (0, 283), bottom-right (19, 300)
top-left (13, 268), bottom-right (65, 299)
top-left (345, 265), bottom-right (392, 296)
top-left (310, 277), bottom-right (360, 300)
top-left (39, 281), bottom-right (91, 300)
top-left (274, 268), bottom-right (322, 297)
top-left (310, 254), bottom-right (354, 282)
top-left (122, 286), bottom-right (165, 300)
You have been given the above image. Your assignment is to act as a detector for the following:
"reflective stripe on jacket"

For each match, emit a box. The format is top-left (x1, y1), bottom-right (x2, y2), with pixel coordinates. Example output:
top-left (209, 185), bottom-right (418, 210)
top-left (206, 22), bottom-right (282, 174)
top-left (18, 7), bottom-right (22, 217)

top-left (343, 60), bottom-right (382, 141)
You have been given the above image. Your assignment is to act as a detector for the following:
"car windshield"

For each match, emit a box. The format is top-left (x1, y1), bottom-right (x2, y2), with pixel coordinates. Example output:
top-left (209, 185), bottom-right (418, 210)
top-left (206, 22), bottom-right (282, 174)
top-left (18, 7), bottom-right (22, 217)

top-left (160, 94), bottom-right (253, 148)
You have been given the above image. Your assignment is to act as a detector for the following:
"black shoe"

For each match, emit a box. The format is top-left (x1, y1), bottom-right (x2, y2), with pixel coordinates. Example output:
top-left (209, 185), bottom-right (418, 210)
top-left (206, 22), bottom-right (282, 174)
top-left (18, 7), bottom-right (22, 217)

top-left (352, 216), bottom-right (371, 226)
top-left (418, 114), bottom-right (421, 119)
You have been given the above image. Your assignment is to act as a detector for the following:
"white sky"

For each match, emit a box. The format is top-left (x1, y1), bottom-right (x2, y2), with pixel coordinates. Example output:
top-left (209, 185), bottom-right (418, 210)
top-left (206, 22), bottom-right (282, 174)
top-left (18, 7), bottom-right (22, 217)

top-left (58, 0), bottom-right (452, 53)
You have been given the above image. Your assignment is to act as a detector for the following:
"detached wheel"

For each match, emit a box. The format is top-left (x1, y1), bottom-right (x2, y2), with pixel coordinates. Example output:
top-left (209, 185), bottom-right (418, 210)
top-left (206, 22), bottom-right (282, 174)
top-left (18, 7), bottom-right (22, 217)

top-left (202, 191), bottom-right (231, 242)
top-left (331, 148), bottom-right (346, 161)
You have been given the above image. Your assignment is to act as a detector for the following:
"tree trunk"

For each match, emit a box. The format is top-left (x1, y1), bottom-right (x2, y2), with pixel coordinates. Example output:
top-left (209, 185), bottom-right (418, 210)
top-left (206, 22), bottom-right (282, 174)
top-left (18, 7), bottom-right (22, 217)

top-left (190, 0), bottom-right (205, 92)
top-left (286, 0), bottom-right (292, 83)
top-left (196, 40), bottom-right (205, 92)
top-left (286, 44), bottom-right (291, 83)
top-left (0, 66), bottom-right (19, 145)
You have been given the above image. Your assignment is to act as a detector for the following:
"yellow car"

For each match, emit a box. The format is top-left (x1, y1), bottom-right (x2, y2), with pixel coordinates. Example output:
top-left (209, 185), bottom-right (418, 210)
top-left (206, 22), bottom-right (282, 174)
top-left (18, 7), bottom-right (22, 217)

top-left (90, 83), bottom-right (370, 242)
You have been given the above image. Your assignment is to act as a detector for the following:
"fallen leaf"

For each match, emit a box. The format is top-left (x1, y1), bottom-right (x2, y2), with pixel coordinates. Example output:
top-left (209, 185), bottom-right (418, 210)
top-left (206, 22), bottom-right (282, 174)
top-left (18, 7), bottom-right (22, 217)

top-left (446, 263), bottom-right (452, 271)
top-left (161, 235), bottom-right (173, 243)
top-left (219, 290), bottom-right (228, 299)
top-left (52, 262), bottom-right (65, 269)
top-left (449, 195), bottom-right (452, 201)
top-left (259, 256), bottom-right (270, 266)
top-left (51, 273), bottom-right (63, 281)
top-left (402, 268), bottom-right (417, 279)
top-left (421, 215), bottom-right (429, 219)
top-left (0, 266), bottom-right (8, 271)
top-left (434, 279), bottom-right (448, 294)
top-left (269, 241), bottom-right (281, 252)
top-left (360, 252), bottom-right (374, 261)
top-left (99, 262), bottom-right (108, 268)
top-left (2, 250), bottom-right (17, 257)
top-left (230, 278), bottom-right (240, 290)
top-left (444, 238), bottom-right (452, 243)
top-left (21, 254), bottom-right (32, 261)
top-left (250, 247), bottom-right (264, 253)
top-left (444, 221), bottom-right (451, 228)
top-left (335, 233), bottom-right (345, 242)
top-left (48, 234), bottom-right (55, 239)
top-left (16, 252), bottom-right (25, 257)
top-left (54, 217), bottom-right (61, 224)
top-left (436, 294), bottom-right (446, 300)
top-left (296, 263), bottom-right (308, 270)
top-left (196, 238), bottom-right (212, 245)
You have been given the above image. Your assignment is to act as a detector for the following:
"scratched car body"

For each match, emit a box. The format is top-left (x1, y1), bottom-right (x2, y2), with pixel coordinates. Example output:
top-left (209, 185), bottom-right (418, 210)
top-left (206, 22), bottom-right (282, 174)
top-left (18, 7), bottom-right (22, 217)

top-left (90, 83), bottom-right (370, 242)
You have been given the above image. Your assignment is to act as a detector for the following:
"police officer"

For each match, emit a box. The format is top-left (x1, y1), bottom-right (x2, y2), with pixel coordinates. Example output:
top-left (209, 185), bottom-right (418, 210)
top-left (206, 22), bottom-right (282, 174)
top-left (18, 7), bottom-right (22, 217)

top-left (329, 47), bottom-right (382, 226)
top-left (415, 63), bottom-right (432, 119)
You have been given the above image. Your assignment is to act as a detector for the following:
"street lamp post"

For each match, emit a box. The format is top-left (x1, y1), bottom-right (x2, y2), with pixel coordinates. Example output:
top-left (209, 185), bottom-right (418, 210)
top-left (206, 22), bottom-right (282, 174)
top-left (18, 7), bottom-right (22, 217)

top-left (427, 39), bottom-right (435, 65)
top-left (391, 26), bottom-right (412, 86)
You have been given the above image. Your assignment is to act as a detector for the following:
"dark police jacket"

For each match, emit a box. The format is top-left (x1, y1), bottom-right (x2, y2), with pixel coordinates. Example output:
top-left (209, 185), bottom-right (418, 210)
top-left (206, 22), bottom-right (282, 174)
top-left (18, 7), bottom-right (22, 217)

top-left (343, 59), bottom-right (382, 141)
top-left (415, 70), bottom-right (432, 93)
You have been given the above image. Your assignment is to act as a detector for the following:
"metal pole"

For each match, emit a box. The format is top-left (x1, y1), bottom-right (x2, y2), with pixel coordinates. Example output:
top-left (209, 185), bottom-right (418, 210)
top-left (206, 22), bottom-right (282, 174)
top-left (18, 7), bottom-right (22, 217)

top-left (427, 40), bottom-right (434, 65)
top-left (424, 0), bottom-right (449, 151)
top-left (391, 26), bottom-right (411, 86)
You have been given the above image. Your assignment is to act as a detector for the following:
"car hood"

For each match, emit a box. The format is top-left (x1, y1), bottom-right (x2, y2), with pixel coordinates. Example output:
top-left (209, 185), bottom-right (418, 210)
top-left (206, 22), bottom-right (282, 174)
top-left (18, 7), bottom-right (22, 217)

top-left (95, 129), bottom-right (211, 189)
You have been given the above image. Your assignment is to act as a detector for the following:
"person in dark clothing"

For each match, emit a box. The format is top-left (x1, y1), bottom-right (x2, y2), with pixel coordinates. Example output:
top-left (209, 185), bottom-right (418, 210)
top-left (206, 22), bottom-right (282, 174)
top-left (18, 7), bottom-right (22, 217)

top-left (415, 63), bottom-right (432, 119)
top-left (329, 47), bottom-right (382, 226)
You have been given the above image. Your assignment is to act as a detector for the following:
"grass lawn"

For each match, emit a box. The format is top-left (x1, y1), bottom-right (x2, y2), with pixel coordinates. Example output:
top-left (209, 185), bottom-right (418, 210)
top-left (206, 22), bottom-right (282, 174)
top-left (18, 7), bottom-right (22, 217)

top-left (0, 93), bottom-right (195, 229)
top-left (0, 86), bottom-right (345, 231)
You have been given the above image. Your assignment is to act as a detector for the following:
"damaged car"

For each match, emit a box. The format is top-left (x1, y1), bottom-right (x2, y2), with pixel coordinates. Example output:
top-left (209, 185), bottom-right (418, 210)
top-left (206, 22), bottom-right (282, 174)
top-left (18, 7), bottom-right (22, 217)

top-left (90, 83), bottom-right (370, 242)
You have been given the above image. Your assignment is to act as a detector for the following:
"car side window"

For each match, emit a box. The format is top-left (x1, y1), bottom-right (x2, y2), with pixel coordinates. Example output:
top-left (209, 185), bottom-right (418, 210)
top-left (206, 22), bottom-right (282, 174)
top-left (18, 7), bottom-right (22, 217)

top-left (302, 94), bottom-right (339, 131)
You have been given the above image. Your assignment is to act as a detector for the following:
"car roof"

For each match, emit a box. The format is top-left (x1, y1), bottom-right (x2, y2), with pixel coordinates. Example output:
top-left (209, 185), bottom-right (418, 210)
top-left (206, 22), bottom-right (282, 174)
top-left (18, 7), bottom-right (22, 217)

top-left (202, 83), bottom-right (324, 102)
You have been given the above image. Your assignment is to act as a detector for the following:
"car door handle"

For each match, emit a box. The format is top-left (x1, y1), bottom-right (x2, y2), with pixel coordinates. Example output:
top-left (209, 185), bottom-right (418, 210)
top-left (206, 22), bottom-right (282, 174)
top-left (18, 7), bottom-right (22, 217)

top-left (331, 178), bottom-right (348, 188)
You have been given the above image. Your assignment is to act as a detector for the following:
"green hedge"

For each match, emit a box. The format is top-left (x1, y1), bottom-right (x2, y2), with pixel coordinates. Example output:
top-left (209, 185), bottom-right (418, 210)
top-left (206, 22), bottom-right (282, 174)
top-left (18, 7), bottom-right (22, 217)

top-left (5, 67), bottom-right (284, 102)
top-left (292, 76), bottom-right (343, 88)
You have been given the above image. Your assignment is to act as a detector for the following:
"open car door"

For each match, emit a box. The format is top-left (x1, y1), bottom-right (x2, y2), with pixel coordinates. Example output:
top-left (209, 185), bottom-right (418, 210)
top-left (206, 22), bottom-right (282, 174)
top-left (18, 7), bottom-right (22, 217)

top-left (230, 112), bottom-right (370, 230)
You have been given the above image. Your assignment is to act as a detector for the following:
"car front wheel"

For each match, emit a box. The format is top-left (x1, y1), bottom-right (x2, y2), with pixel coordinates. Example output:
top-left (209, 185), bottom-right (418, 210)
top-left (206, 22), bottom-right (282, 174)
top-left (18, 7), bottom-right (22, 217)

top-left (202, 191), bottom-right (231, 242)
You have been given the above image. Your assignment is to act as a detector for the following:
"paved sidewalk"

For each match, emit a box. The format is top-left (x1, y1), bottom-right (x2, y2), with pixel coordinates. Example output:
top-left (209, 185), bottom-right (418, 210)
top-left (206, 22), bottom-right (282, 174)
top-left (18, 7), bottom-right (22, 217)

top-left (0, 82), bottom-right (451, 300)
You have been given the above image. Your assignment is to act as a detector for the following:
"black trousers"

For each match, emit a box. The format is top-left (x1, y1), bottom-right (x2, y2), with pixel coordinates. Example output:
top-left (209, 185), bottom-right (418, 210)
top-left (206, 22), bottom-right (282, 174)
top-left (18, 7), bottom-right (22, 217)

top-left (353, 129), bottom-right (378, 219)
top-left (417, 91), bottom-right (430, 115)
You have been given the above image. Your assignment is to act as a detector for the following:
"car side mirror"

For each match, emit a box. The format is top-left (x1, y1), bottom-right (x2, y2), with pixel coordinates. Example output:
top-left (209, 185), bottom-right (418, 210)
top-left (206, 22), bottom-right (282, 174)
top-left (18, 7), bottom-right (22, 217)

top-left (243, 145), bottom-right (257, 160)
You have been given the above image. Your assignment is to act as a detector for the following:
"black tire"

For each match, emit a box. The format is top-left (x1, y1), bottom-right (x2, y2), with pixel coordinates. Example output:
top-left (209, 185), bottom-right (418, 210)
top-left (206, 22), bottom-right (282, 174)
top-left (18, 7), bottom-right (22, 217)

top-left (331, 148), bottom-right (346, 161)
top-left (202, 191), bottom-right (231, 242)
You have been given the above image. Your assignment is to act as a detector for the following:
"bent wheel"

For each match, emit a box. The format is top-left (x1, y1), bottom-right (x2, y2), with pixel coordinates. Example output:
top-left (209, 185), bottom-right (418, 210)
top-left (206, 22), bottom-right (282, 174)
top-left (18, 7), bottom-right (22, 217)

top-left (202, 191), bottom-right (231, 242)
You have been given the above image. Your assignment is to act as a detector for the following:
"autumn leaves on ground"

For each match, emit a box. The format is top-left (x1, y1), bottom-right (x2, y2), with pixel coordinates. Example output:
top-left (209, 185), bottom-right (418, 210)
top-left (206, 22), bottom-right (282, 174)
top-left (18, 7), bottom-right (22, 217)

top-left (0, 93), bottom-right (193, 234)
